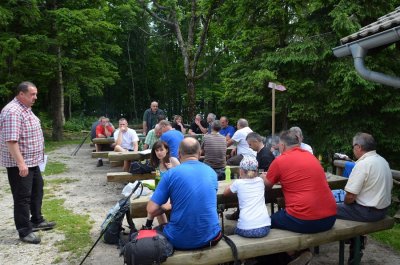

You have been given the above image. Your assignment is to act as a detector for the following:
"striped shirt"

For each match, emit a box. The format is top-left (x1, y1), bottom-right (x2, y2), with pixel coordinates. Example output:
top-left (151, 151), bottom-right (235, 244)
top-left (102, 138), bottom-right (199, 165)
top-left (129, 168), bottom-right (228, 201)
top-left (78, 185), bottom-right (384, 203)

top-left (0, 98), bottom-right (44, 167)
top-left (202, 133), bottom-right (227, 169)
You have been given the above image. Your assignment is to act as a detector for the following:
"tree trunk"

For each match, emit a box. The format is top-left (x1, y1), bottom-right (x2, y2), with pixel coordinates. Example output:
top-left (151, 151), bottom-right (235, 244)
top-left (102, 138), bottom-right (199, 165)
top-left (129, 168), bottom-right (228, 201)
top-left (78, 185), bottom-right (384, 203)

top-left (187, 77), bottom-right (196, 120)
top-left (51, 45), bottom-right (64, 141)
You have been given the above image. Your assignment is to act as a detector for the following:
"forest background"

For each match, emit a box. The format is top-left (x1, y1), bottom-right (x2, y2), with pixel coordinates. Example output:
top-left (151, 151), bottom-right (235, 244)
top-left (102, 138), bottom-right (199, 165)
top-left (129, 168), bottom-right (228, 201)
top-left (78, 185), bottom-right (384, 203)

top-left (1, 0), bottom-right (400, 168)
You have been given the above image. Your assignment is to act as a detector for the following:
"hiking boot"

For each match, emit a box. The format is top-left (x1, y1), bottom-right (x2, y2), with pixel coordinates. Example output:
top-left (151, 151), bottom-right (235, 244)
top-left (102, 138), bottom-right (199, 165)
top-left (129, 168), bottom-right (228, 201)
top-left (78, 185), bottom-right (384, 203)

top-left (20, 232), bottom-right (41, 244)
top-left (226, 209), bottom-right (240, 220)
top-left (32, 220), bottom-right (56, 232)
top-left (288, 250), bottom-right (313, 265)
top-left (97, 159), bottom-right (103, 167)
top-left (141, 225), bottom-right (152, 230)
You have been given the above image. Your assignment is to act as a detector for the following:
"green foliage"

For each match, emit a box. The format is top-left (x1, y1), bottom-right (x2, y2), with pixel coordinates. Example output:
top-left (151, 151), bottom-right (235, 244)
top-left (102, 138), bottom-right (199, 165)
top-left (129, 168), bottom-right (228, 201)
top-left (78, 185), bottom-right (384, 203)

top-left (371, 223), bottom-right (400, 252)
top-left (42, 197), bottom-right (92, 261)
top-left (43, 162), bottom-right (67, 176)
top-left (64, 116), bottom-right (98, 132)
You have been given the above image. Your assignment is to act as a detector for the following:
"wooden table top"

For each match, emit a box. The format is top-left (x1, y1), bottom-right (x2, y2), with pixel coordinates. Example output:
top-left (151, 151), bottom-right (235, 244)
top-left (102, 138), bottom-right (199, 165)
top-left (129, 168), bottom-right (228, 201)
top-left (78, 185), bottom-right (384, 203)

top-left (130, 174), bottom-right (348, 218)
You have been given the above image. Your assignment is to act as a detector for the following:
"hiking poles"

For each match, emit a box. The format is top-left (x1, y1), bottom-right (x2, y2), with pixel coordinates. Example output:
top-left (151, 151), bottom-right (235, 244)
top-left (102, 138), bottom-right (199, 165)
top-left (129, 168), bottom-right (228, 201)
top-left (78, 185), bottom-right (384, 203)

top-left (71, 132), bottom-right (90, 156)
top-left (79, 181), bottom-right (142, 265)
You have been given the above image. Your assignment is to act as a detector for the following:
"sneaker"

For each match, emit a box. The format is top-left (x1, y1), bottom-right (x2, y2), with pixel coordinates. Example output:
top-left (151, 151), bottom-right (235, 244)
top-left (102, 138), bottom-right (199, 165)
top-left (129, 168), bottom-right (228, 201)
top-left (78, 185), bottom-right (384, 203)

top-left (20, 232), bottom-right (41, 244)
top-left (32, 220), bottom-right (56, 232)
top-left (288, 251), bottom-right (313, 265)
top-left (226, 209), bottom-right (240, 220)
top-left (96, 159), bottom-right (103, 167)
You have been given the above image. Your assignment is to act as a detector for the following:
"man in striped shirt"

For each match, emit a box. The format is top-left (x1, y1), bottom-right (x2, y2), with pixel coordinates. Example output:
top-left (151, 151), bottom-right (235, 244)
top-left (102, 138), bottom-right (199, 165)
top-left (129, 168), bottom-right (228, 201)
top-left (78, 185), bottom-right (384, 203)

top-left (0, 81), bottom-right (55, 244)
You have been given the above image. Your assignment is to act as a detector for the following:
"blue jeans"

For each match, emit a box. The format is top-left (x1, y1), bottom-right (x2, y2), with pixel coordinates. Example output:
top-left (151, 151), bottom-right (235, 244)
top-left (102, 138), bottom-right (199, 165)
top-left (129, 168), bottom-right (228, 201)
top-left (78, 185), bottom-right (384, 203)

top-left (7, 166), bottom-right (44, 237)
top-left (235, 226), bottom-right (271, 238)
top-left (271, 209), bottom-right (336, 233)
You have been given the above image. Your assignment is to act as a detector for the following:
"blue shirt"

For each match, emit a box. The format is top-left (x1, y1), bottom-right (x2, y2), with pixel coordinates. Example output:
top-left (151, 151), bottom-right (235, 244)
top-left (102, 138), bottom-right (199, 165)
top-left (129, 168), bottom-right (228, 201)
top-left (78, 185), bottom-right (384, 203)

top-left (151, 160), bottom-right (221, 249)
top-left (160, 130), bottom-right (184, 158)
top-left (220, 125), bottom-right (235, 138)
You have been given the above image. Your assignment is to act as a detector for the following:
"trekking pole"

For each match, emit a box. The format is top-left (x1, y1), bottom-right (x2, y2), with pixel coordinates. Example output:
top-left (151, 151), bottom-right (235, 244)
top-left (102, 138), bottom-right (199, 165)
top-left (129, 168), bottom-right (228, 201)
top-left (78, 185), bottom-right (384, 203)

top-left (79, 181), bottom-right (142, 265)
top-left (71, 132), bottom-right (90, 156)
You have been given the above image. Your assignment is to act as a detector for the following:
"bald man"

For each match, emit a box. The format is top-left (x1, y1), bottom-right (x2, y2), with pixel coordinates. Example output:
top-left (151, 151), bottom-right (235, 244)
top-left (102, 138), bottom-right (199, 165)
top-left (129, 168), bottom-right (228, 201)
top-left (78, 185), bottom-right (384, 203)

top-left (147, 137), bottom-right (221, 250)
top-left (143, 101), bottom-right (165, 136)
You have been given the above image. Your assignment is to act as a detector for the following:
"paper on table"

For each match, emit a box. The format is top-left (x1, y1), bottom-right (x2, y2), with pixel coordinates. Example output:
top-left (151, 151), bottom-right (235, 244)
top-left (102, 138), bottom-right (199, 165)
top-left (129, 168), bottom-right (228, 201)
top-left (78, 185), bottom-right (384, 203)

top-left (138, 149), bottom-right (151, 155)
top-left (39, 155), bottom-right (48, 172)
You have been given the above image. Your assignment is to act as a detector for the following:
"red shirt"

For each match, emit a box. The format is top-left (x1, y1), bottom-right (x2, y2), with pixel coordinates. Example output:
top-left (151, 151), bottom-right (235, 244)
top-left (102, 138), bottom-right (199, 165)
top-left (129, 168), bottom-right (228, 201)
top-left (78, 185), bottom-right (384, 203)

top-left (267, 147), bottom-right (336, 220)
top-left (96, 124), bottom-right (114, 138)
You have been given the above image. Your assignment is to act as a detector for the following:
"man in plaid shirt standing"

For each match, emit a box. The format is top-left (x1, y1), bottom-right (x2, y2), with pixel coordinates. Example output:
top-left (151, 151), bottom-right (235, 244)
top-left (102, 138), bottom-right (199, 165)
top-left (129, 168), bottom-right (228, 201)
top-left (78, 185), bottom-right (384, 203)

top-left (0, 81), bottom-right (55, 244)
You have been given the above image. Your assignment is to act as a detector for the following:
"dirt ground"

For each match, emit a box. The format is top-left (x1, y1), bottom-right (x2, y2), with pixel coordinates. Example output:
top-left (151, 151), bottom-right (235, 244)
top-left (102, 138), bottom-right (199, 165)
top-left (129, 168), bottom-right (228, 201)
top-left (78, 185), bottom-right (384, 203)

top-left (0, 143), bottom-right (399, 265)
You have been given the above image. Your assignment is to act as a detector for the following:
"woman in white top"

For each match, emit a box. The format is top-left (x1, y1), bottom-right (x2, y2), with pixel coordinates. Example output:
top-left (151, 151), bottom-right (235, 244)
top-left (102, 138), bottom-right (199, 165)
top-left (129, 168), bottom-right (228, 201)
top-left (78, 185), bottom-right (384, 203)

top-left (223, 156), bottom-right (271, 238)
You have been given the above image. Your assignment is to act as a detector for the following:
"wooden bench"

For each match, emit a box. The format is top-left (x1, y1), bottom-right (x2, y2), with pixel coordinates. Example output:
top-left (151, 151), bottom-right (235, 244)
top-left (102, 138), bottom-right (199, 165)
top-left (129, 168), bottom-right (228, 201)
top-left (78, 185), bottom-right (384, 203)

top-left (91, 151), bottom-right (110, 158)
top-left (162, 217), bottom-right (395, 265)
top-left (107, 172), bottom-right (155, 182)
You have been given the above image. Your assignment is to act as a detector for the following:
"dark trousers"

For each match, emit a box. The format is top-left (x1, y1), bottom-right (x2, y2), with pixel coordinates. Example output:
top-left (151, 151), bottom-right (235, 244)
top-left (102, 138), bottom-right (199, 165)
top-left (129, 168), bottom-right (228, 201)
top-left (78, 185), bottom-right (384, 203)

top-left (7, 166), bottom-right (44, 237)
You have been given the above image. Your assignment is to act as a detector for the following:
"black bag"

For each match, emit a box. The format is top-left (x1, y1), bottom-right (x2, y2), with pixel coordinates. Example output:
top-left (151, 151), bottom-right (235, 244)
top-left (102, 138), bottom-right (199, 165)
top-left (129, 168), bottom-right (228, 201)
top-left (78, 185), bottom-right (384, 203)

top-left (129, 160), bottom-right (154, 174)
top-left (122, 229), bottom-right (174, 265)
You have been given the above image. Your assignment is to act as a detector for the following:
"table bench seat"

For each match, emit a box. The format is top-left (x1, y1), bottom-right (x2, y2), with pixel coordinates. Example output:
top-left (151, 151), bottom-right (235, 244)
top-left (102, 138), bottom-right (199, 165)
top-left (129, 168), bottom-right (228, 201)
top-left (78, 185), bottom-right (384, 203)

top-left (163, 217), bottom-right (395, 265)
top-left (91, 151), bottom-right (110, 158)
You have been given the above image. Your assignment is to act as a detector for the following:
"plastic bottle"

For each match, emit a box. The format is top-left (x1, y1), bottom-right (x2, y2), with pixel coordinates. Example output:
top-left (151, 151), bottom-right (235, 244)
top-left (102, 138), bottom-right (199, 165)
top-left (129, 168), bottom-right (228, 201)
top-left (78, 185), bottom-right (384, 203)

top-left (155, 168), bottom-right (161, 188)
top-left (225, 166), bottom-right (231, 182)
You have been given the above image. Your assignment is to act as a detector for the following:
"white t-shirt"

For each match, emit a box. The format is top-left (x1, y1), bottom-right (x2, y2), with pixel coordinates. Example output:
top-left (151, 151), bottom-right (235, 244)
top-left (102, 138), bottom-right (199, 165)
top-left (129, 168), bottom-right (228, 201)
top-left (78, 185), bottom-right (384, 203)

top-left (231, 127), bottom-right (257, 157)
top-left (229, 177), bottom-right (271, 230)
top-left (114, 128), bottom-right (139, 150)
top-left (301, 142), bottom-right (313, 154)
top-left (345, 151), bottom-right (392, 209)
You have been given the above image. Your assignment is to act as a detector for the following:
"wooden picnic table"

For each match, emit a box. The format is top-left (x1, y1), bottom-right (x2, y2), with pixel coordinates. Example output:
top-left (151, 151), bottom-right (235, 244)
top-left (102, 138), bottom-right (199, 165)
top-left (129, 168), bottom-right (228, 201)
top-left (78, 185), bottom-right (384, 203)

top-left (92, 135), bottom-right (146, 145)
top-left (108, 150), bottom-right (151, 161)
top-left (130, 173), bottom-right (348, 218)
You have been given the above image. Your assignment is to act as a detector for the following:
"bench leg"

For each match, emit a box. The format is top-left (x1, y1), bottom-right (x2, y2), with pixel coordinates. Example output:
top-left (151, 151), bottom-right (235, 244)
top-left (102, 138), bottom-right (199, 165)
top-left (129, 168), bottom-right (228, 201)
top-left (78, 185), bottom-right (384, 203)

top-left (313, 246), bottom-right (319, 255)
top-left (339, 240), bottom-right (345, 265)
top-left (353, 236), bottom-right (362, 265)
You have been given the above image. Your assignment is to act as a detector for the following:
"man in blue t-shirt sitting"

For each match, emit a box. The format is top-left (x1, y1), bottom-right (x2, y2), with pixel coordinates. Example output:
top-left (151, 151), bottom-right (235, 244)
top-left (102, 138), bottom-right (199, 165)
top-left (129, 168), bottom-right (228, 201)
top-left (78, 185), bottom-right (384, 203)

top-left (146, 137), bottom-right (222, 250)
top-left (219, 116), bottom-right (236, 140)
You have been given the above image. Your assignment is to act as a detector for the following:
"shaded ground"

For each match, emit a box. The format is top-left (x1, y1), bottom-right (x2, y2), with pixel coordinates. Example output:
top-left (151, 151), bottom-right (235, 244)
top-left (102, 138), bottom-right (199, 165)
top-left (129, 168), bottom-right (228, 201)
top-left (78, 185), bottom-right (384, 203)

top-left (0, 143), bottom-right (399, 264)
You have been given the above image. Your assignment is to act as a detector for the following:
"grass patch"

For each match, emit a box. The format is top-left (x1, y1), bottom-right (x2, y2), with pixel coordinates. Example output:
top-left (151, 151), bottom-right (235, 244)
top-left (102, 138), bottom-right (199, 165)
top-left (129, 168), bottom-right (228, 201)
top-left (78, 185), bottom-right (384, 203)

top-left (371, 223), bottom-right (400, 252)
top-left (46, 178), bottom-right (79, 185)
top-left (43, 162), bottom-right (67, 176)
top-left (42, 197), bottom-right (92, 261)
top-left (45, 139), bottom-right (83, 153)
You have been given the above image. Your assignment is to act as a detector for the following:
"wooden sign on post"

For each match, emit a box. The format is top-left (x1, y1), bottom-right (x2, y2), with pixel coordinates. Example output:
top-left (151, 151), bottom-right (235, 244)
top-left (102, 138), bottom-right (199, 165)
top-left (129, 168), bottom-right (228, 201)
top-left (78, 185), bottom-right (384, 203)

top-left (268, 82), bottom-right (286, 136)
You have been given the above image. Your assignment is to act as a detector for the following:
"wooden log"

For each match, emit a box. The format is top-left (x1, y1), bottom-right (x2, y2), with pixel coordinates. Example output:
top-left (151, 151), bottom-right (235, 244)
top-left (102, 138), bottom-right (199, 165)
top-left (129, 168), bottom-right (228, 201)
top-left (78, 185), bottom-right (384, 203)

top-left (107, 172), bottom-right (155, 182)
top-left (162, 217), bottom-right (395, 265)
top-left (108, 151), bottom-right (150, 161)
top-left (91, 151), bottom-right (110, 158)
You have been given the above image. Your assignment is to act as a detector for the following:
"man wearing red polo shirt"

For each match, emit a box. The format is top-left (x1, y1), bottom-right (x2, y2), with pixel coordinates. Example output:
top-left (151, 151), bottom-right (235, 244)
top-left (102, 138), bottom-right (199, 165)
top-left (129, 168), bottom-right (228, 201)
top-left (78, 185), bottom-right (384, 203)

top-left (264, 130), bottom-right (336, 265)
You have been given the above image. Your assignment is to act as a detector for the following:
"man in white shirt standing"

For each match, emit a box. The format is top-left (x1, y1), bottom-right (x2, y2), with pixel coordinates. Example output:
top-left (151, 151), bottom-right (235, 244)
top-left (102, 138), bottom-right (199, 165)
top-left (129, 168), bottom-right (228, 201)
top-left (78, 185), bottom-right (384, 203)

top-left (227, 118), bottom-right (256, 165)
top-left (114, 118), bottom-right (139, 172)
top-left (337, 132), bottom-right (392, 265)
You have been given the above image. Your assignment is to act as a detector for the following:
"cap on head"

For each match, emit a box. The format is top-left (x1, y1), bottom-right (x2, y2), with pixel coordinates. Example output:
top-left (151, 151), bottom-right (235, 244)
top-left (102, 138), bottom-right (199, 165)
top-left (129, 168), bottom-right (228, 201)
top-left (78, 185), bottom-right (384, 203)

top-left (240, 156), bottom-right (258, 171)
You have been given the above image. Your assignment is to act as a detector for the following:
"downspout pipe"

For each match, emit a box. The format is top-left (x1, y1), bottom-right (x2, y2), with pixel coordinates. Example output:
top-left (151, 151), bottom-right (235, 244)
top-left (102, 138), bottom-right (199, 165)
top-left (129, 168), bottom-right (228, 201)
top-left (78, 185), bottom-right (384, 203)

top-left (350, 44), bottom-right (400, 88)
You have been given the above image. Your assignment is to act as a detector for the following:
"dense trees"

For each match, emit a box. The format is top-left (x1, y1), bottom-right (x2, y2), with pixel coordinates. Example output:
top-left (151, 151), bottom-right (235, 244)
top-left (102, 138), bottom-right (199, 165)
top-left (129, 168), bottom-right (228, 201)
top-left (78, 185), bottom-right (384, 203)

top-left (1, 0), bottom-right (400, 166)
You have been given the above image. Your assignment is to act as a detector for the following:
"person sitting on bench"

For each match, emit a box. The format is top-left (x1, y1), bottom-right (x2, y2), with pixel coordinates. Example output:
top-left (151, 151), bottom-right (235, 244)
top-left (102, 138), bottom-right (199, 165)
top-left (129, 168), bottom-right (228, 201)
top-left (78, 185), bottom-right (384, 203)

top-left (114, 118), bottom-right (139, 172)
top-left (146, 138), bottom-right (221, 250)
top-left (223, 155), bottom-right (271, 238)
top-left (336, 132), bottom-right (393, 265)
top-left (263, 130), bottom-right (337, 265)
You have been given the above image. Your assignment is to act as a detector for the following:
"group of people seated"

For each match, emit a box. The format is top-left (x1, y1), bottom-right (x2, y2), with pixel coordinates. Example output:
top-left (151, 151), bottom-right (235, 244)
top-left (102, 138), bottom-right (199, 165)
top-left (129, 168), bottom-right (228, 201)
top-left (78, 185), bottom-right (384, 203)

top-left (93, 102), bottom-right (393, 265)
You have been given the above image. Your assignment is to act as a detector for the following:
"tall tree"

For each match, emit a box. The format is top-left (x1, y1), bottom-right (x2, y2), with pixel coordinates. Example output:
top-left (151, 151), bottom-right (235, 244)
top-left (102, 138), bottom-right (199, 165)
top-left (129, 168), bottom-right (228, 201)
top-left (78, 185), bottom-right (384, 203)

top-left (136, 0), bottom-right (227, 119)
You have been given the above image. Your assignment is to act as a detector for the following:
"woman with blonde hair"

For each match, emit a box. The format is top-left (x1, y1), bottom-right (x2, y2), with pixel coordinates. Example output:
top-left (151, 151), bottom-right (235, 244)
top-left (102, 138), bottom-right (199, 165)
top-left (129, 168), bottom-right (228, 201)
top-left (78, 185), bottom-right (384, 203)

top-left (223, 156), bottom-right (271, 238)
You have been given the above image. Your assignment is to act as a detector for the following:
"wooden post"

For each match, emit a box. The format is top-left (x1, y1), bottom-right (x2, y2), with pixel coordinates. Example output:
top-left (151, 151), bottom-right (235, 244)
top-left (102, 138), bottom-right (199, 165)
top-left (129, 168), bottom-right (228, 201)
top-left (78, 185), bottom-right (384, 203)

top-left (272, 88), bottom-right (275, 136)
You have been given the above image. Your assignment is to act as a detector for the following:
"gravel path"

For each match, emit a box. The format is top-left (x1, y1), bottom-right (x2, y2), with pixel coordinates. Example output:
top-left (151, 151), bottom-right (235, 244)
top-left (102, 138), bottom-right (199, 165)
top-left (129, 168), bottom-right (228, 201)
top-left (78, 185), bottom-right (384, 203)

top-left (0, 143), bottom-right (399, 265)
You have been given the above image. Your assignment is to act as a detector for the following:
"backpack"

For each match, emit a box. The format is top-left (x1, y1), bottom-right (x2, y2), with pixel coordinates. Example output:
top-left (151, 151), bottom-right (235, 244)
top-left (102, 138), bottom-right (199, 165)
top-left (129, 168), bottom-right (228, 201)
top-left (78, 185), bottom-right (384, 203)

top-left (102, 183), bottom-right (143, 245)
top-left (129, 160), bottom-right (154, 174)
top-left (122, 229), bottom-right (174, 265)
